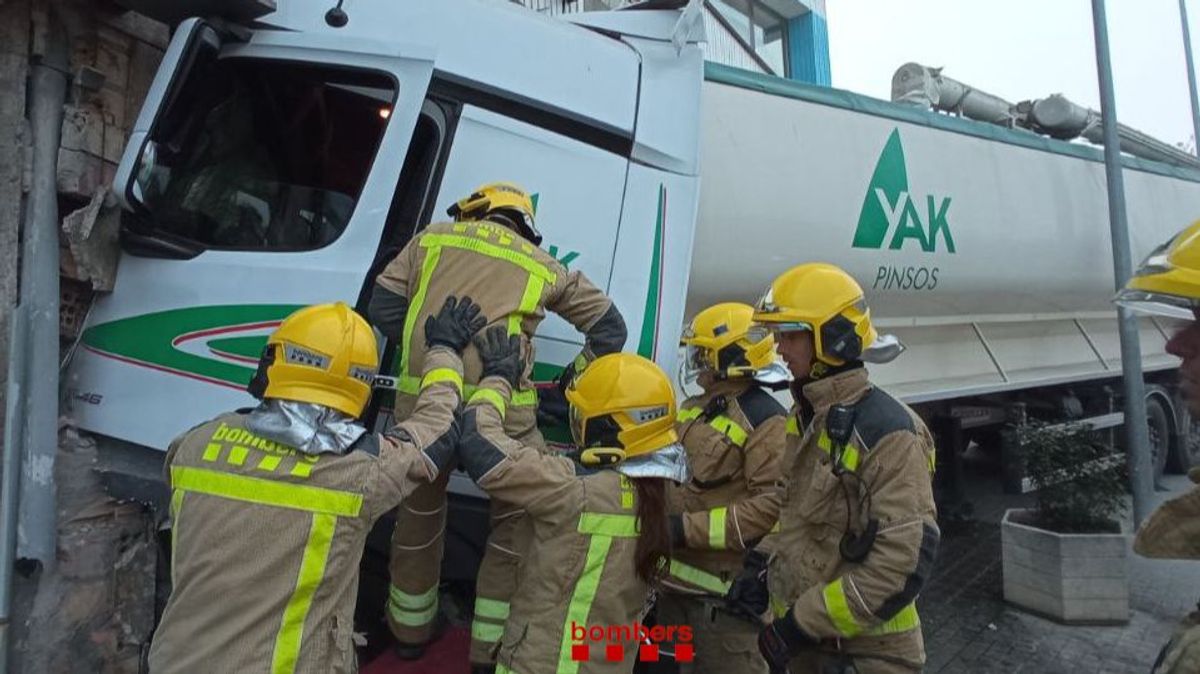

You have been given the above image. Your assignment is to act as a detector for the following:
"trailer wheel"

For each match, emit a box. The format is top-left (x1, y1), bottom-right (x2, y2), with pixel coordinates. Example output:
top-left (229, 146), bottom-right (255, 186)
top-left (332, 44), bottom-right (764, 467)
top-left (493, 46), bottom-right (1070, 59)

top-left (1168, 413), bottom-right (1200, 473)
top-left (1145, 396), bottom-right (1170, 481)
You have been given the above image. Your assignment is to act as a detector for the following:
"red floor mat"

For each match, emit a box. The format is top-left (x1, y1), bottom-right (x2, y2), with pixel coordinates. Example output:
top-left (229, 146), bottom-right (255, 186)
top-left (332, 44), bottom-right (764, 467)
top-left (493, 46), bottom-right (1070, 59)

top-left (360, 626), bottom-right (470, 674)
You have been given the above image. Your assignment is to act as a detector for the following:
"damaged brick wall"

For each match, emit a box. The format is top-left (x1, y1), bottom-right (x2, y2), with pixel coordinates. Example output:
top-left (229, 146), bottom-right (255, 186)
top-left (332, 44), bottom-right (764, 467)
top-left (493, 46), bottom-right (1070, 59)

top-left (0, 2), bottom-right (166, 672)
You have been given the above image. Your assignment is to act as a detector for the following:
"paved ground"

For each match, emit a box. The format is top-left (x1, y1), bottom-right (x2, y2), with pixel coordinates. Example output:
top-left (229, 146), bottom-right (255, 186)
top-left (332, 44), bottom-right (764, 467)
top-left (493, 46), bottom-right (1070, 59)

top-left (918, 472), bottom-right (1200, 674)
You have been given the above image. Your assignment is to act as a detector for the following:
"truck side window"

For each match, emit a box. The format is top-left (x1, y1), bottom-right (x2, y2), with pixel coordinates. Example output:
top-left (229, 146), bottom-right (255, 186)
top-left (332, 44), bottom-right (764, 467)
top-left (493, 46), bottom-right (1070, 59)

top-left (126, 58), bottom-right (396, 253)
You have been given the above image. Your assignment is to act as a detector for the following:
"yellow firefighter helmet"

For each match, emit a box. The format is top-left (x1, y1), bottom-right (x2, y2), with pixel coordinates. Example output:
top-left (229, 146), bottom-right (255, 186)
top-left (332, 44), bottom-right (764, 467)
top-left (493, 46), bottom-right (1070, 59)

top-left (565, 353), bottom-right (679, 466)
top-left (249, 302), bottom-right (379, 418)
top-left (753, 262), bottom-right (891, 367)
top-left (1115, 219), bottom-right (1200, 318)
top-left (680, 302), bottom-right (776, 381)
top-left (447, 181), bottom-right (541, 245)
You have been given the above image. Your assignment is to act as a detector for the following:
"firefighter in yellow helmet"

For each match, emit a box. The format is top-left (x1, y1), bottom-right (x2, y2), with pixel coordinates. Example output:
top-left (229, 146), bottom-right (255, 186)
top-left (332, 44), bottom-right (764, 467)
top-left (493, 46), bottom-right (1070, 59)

top-left (656, 303), bottom-right (788, 673)
top-left (455, 327), bottom-right (689, 673)
top-left (148, 297), bottom-right (485, 674)
top-left (729, 263), bottom-right (938, 674)
top-left (1115, 220), bottom-right (1200, 674)
top-left (367, 181), bottom-right (627, 665)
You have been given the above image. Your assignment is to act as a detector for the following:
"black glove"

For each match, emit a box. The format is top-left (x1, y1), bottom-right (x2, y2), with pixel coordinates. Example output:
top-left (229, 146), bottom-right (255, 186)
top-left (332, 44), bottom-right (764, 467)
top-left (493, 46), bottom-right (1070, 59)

top-left (726, 549), bottom-right (770, 620)
top-left (758, 608), bottom-right (817, 673)
top-left (424, 296), bottom-right (486, 352)
top-left (668, 514), bottom-right (687, 548)
top-left (474, 326), bottom-right (523, 387)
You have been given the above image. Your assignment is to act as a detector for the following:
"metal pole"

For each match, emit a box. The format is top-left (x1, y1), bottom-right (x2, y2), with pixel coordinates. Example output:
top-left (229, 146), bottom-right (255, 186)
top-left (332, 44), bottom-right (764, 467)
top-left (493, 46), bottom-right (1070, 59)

top-left (16, 12), bottom-right (67, 566)
top-left (1180, 0), bottom-right (1200, 155)
top-left (0, 308), bottom-right (28, 674)
top-left (1091, 0), bottom-right (1154, 526)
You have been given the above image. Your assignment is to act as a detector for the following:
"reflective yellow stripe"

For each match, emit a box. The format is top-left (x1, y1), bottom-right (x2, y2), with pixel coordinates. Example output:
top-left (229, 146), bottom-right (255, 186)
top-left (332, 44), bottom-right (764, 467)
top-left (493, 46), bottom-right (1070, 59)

top-left (619, 475), bottom-right (634, 510)
top-left (496, 664), bottom-right (519, 674)
top-left (471, 620), bottom-right (505, 643)
top-left (389, 584), bottom-right (437, 609)
top-left (228, 445), bottom-right (249, 466)
top-left (289, 458), bottom-right (316, 478)
top-left (202, 442), bottom-right (222, 461)
top-left (558, 533), bottom-right (613, 674)
top-left (420, 233), bottom-right (557, 284)
top-left (469, 388), bottom-right (507, 419)
top-left (822, 578), bottom-right (862, 637)
top-left (169, 488), bottom-right (183, 581)
top-left (677, 407), bottom-right (702, 422)
top-left (399, 243), bottom-right (443, 380)
top-left (841, 446), bottom-right (861, 473)
top-left (770, 521), bottom-right (781, 533)
top-left (271, 512), bottom-right (336, 674)
top-left (709, 415), bottom-right (748, 446)
top-left (403, 379), bottom-right (538, 406)
top-left (817, 431), bottom-right (832, 452)
top-left (389, 600), bottom-right (438, 627)
top-left (422, 367), bottom-right (463, 394)
top-left (708, 507), bottom-right (727, 549)
top-left (475, 597), bottom-right (511, 620)
top-left (257, 455), bottom-right (283, 472)
top-left (572, 352), bottom-right (589, 373)
top-left (770, 594), bottom-right (788, 618)
top-left (170, 466), bottom-right (363, 517)
top-left (509, 273), bottom-right (546, 336)
top-left (577, 512), bottom-right (639, 537)
top-left (668, 559), bottom-right (731, 595)
top-left (867, 602), bottom-right (920, 635)
top-left (786, 416), bottom-right (800, 435)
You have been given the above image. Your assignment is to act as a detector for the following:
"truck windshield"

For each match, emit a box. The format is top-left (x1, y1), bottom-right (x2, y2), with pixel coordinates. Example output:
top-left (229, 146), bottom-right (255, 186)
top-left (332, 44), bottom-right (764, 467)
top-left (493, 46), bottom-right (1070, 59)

top-left (130, 57), bottom-right (396, 251)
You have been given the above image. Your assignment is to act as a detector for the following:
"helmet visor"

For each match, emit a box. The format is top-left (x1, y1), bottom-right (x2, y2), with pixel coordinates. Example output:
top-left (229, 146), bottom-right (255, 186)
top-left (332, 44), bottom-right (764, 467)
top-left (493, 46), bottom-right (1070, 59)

top-left (1114, 288), bottom-right (1200, 320)
top-left (681, 344), bottom-right (710, 384)
top-left (569, 403), bottom-right (586, 447)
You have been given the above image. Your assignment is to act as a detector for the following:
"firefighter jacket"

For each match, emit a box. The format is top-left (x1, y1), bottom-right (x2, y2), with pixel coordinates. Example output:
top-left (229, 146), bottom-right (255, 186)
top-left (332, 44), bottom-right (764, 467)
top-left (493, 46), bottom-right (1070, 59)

top-left (371, 219), bottom-right (626, 438)
top-left (1136, 468), bottom-right (1200, 674)
top-left (665, 378), bottom-right (786, 597)
top-left (457, 376), bottom-right (654, 674)
top-left (147, 349), bottom-right (464, 674)
top-left (765, 367), bottom-right (938, 668)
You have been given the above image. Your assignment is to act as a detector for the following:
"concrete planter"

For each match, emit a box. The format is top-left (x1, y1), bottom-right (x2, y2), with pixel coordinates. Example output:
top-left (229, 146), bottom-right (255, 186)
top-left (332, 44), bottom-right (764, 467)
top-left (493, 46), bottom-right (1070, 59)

top-left (1000, 509), bottom-right (1130, 624)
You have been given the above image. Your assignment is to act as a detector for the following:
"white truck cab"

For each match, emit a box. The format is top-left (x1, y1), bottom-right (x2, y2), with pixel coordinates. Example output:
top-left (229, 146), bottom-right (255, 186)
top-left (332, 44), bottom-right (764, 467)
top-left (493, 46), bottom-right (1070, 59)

top-left (69, 1), bottom-right (705, 453)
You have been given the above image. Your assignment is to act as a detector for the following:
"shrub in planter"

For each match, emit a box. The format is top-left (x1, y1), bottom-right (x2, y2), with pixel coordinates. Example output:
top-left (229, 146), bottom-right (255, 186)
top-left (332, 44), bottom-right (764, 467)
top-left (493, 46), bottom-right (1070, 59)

top-left (1001, 421), bottom-right (1131, 623)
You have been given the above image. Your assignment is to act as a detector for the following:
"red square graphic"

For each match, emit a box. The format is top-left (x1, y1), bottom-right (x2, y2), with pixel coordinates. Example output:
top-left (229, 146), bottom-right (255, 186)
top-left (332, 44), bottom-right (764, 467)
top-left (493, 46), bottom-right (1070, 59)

top-left (605, 644), bottom-right (624, 662)
top-left (639, 644), bottom-right (660, 662)
top-left (675, 643), bottom-right (694, 662)
top-left (571, 644), bottom-right (590, 662)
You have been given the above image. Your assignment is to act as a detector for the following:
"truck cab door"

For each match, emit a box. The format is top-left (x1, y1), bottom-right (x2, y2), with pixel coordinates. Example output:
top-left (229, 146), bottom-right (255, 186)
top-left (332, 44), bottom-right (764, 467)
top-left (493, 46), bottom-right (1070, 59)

top-left (68, 20), bottom-right (435, 452)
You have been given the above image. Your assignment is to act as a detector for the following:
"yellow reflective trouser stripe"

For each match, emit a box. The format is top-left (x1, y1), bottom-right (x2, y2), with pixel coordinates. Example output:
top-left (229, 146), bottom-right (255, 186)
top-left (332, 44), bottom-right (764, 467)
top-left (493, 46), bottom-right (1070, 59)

top-left (708, 507), bottom-right (727, 549)
top-left (422, 367), bottom-right (463, 394)
top-left (169, 488), bottom-right (183, 582)
top-left (469, 388), bottom-right (507, 419)
top-left (399, 241), bottom-right (443, 382)
top-left (471, 620), bottom-right (505, 643)
top-left (475, 597), bottom-right (511, 620)
top-left (271, 512), bottom-right (336, 674)
top-left (577, 512), bottom-right (640, 537)
top-left (170, 466), bottom-right (363, 517)
top-left (709, 415), bottom-right (748, 446)
top-left (508, 273), bottom-right (545, 336)
top-left (496, 665), bottom-right (519, 674)
top-left (677, 407), bottom-right (702, 422)
top-left (388, 585), bottom-right (438, 627)
top-left (558, 534), bottom-right (612, 674)
top-left (668, 559), bottom-right (731, 595)
top-left (786, 416), bottom-right (800, 435)
top-left (817, 431), bottom-right (832, 451)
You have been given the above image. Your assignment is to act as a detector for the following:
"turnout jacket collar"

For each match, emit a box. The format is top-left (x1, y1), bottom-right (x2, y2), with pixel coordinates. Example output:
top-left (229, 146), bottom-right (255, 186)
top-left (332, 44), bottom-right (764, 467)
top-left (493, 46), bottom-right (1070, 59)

top-left (800, 366), bottom-right (871, 414)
